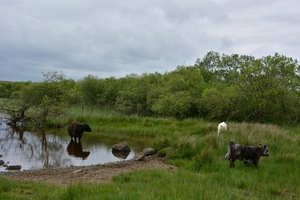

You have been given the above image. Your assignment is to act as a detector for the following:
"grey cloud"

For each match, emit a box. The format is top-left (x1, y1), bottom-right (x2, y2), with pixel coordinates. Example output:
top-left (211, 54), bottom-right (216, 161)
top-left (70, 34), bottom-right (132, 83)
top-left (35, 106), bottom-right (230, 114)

top-left (0, 0), bottom-right (299, 82)
top-left (221, 37), bottom-right (233, 50)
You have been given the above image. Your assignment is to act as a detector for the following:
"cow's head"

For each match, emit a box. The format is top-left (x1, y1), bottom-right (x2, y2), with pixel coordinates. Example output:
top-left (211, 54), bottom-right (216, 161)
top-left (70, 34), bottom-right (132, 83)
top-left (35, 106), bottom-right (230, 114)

top-left (260, 144), bottom-right (269, 157)
top-left (84, 123), bottom-right (92, 132)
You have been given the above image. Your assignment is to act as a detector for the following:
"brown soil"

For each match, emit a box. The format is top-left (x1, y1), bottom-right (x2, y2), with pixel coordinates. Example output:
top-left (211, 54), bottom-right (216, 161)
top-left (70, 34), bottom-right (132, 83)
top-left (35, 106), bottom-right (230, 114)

top-left (0, 155), bottom-right (176, 187)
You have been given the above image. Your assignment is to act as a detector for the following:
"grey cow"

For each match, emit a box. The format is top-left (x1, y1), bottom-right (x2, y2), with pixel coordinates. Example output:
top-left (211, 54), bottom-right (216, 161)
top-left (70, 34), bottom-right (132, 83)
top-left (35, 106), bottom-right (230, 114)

top-left (225, 141), bottom-right (269, 168)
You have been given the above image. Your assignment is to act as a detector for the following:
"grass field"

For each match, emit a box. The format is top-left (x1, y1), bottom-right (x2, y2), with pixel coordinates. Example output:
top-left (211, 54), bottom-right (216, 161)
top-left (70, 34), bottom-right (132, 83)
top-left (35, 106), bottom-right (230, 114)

top-left (1, 107), bottom-right (300, 199)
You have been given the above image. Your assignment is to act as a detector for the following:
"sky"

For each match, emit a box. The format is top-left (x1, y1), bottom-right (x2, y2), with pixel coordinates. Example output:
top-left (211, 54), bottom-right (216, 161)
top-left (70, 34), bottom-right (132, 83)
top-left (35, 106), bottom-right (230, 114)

top-left (1, 0), bottom-right (299, 82)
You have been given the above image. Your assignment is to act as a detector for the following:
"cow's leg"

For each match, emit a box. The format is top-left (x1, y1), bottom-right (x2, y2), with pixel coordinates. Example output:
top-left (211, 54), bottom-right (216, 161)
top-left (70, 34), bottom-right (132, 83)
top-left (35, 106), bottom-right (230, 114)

top-left (253, 160), bottom-right (258, 168)
top-left (229, 159), bottom-right (235, 168)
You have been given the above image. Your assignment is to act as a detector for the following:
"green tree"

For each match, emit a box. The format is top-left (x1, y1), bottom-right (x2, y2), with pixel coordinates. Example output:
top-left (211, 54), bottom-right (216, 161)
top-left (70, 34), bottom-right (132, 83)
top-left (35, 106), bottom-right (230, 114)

top-left (195, 51), bottom-right (300, 124)
top-left (148, 66), bottom-right (205, 118)
top-left (101, 77), bottom-right (120, 107)
top-left (152, 91), bottom-right (192, 118)
top-left (230, 53), bottom-right (300, 123)
top-left (77, 75), bottom-right (102, 106)
top-left (16, 71), bottom-right (74, 126)
top-left (115, 74), bottom-right (142, 116)
top-left (202, 85), bottom-right (245, 121)
top-left (0, 84), bottom-right (8, 98)
top-left (2, 72), bottom-right (75, 126)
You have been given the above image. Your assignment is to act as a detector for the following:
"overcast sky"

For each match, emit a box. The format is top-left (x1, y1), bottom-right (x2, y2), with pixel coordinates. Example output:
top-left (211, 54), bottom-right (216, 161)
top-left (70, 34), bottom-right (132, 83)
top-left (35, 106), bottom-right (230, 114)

top-left (1, 0), bottom-right (299, 82)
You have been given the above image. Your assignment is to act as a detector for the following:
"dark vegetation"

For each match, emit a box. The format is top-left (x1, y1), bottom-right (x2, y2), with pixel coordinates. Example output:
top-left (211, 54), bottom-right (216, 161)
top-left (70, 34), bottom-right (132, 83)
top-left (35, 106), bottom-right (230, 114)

top-left (1, 51), bottom-right (300, 127)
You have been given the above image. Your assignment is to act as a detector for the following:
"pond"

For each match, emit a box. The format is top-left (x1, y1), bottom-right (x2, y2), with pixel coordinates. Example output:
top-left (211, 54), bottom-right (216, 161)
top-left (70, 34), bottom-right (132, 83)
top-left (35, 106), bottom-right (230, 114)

top-left (0, 122), bottom-right (151, 172)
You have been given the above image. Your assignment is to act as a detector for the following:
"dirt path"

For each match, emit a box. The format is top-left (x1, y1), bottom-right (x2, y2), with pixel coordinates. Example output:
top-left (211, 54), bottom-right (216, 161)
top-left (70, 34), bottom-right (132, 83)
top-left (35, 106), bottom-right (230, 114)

top-left (0, 155), bottom-right (176, 187)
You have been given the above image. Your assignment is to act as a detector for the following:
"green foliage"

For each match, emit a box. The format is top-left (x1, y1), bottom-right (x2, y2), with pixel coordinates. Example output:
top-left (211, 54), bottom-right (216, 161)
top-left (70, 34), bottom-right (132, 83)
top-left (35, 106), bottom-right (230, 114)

top-left (0, 81), bottom-right (32, 98)
top-left (0, 84), bottom-right (9, 98)
top-left (152, 91), bottom-right (192, 118)
top-left (77, 74), bottom-right (103, 106)
top-left (115, 73), bottom-right (158, 116)
top-left (195, 51), bottom-right (300, 124)
top-left (147, 66), bottom-right (205, 118)
top-left (2, 51), bottom-right (300, 127)
top-left (229, 53), bottom-right (300, 123)
top-left (23, 72), bottom-right (73, 125)
top-left (0, 72), bottom-right (76, 127)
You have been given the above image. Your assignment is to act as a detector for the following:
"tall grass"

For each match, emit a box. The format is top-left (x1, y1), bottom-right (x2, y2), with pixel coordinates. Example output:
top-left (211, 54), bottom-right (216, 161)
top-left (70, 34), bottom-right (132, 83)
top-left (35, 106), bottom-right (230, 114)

top-left (1, 114), bottom-right (300, 199)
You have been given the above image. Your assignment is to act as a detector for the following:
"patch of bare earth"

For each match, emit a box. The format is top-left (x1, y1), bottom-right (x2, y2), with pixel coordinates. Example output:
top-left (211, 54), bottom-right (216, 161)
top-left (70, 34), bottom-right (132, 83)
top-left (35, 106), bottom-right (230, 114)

top-left (0, 155), bottom-right (176, 187)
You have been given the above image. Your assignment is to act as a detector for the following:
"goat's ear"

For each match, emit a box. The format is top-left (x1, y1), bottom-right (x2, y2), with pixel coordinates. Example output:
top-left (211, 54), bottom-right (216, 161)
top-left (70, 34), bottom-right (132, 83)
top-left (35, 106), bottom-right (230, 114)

top-left (264, 145), bottom-right (267, 148)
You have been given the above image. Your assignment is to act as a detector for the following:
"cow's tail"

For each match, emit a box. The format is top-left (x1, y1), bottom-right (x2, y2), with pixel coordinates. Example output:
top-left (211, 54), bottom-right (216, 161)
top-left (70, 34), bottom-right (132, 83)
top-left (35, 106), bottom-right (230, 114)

top-left (225, 141), bottom-right (233, 159)
top-left (225, 152), bottom-right (229, 159)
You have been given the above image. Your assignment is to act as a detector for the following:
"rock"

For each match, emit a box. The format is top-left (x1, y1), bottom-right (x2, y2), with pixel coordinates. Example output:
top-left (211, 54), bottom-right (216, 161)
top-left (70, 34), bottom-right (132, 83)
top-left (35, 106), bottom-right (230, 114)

top-left (143, 148), bottom-right (156, 156)
top-left (134, 152), bottom-right (145, 161)
top-left (134, 147), bottom-right (158, 161)
top-left (0, 154), bottom-right (2, 157)
top-left (0, 160), bottom-right (4, 165)
top-left (112, 141), bottom-right (131, 152)
top-left (6, 165), bottom-right (22, 170)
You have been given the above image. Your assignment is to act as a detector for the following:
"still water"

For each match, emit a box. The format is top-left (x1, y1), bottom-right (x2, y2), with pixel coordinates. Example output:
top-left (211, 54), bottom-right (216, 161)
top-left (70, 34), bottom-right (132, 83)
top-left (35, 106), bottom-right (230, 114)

top-left (0, 122), bottom-right (148, 172)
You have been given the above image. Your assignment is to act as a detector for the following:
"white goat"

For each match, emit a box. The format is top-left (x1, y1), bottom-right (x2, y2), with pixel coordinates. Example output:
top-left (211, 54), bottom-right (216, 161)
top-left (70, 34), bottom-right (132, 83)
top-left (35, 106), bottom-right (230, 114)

top-left (217, 122), bottom-right (227, 136)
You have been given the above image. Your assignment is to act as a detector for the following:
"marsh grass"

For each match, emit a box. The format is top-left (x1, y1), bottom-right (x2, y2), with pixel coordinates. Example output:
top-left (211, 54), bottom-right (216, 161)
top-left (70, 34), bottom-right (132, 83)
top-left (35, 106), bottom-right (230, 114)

top-left (1, 112), bottom-right (300, 199)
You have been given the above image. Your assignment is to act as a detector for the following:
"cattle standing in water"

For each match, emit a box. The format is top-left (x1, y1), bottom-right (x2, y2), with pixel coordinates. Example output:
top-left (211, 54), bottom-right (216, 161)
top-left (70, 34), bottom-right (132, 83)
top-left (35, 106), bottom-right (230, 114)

top-left (68, 122), bottom-right (92, 142)
top-left (225, 141), bottom-right (269, 168)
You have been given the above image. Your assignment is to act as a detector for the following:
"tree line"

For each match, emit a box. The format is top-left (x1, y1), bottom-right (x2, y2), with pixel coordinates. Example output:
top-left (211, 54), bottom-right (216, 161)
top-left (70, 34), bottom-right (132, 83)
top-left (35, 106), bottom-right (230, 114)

top-left (1, 51), bottom-right (300, 126)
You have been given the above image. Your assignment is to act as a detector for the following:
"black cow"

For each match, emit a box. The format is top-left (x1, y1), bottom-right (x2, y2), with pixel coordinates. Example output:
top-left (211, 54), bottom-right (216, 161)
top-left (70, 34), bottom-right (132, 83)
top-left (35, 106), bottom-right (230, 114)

top-left (68, 122), bottom-right (92, 142)
top-left (225, 141), bottom-right (269, 168)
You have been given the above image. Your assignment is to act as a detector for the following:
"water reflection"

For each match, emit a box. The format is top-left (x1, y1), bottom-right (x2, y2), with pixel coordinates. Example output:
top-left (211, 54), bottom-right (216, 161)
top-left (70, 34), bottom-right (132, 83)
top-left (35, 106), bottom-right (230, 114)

top-left (0, 122), bottom-right (146, 172)
top-left (112, 150), bottom-right (130, 159)
top-left (67, 141), bottom-right (90, 160)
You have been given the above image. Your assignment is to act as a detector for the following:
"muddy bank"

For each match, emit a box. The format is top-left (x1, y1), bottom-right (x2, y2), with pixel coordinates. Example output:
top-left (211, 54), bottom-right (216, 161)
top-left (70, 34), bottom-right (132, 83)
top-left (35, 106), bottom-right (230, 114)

top-left (0, 155), bottom-right (176, 187)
